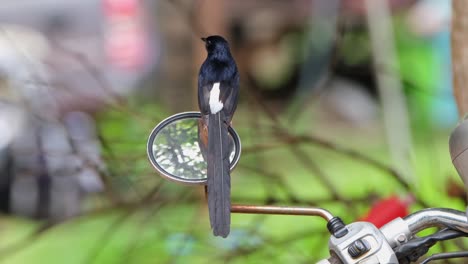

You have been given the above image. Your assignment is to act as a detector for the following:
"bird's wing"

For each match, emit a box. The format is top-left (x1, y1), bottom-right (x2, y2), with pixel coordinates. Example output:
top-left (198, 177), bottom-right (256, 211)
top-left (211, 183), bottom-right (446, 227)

top-left (219, 74), bottom-right (239, 122)
top-left (198, 82), bottom-right (212, 115)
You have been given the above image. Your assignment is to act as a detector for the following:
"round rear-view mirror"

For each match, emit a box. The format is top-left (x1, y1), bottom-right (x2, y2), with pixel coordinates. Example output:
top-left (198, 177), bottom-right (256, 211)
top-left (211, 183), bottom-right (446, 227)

top-left (147, 112), bottom-right (241, 185)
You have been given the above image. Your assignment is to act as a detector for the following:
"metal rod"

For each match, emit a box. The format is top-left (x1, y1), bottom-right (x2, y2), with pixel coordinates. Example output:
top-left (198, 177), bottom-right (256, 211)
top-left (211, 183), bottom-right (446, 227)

top-left (404, 208), bottom-right (468, 234)
top-left (231, 204), bottom-right (334, 222)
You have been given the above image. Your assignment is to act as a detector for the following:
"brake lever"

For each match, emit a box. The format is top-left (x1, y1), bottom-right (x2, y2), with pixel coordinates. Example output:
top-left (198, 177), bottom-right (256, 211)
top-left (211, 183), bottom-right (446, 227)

top-left (395, 228), bottom-right (467, 263)
top-left (420, 251), bottom-right (468, 264)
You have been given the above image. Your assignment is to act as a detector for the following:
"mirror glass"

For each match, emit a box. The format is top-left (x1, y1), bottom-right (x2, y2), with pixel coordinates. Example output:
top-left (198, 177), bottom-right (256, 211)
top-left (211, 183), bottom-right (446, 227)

top-left (147, 112), bottom-right (241, 185)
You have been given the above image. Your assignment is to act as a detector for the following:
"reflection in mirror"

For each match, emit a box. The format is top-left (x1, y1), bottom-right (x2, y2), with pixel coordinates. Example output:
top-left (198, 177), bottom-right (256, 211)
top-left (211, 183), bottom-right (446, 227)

top-left (148, 112), bottom-right (240, 185)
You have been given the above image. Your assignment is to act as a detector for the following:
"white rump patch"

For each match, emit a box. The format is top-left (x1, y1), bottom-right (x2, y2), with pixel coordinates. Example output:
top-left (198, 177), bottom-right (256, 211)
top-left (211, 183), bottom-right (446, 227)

top-left (209, 82), bottom-right (224, 114)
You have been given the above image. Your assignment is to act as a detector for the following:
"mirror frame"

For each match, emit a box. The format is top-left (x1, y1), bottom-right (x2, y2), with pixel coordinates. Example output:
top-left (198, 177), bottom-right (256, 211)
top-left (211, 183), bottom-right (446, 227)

top-left (147, 111), bottom-right (241, 185)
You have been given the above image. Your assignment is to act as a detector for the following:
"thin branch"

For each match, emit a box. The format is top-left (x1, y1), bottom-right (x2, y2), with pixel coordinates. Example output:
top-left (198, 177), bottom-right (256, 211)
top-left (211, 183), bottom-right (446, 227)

top-left (0, 181), bottom-right (166, 262)
top-left (242, 132), bottom-right (430, 208)
top-left (82, 180), bottom-right (166, 264)
top-left (120, 186), bottom-right (197, 264)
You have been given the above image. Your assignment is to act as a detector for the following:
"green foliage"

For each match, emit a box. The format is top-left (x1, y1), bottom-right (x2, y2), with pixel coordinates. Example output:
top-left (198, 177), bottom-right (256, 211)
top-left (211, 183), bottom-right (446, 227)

top-left (0, 14), bottom-right (463, 264)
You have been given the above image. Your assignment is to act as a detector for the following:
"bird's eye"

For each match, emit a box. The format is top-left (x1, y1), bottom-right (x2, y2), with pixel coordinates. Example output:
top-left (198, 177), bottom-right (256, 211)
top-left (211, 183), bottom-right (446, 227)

top-left (207, 40), bottom-right (212, 45)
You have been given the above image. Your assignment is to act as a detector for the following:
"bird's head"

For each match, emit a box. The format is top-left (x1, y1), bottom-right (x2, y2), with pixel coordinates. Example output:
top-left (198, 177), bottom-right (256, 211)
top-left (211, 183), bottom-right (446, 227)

top-left (201, 35), bottom-right (231, 57)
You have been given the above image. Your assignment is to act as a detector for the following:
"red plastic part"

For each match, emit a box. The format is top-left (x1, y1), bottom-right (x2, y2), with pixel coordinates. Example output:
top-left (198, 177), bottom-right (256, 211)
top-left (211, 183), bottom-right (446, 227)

top-left (360, 195), bottom-right (410, 228)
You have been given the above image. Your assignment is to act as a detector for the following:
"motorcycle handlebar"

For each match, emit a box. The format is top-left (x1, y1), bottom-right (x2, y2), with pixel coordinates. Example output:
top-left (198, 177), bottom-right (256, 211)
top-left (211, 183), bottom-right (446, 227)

top-left (318, 208), bottom-right (468, 264)
top-left (403, 208), bottom-right (468, 234)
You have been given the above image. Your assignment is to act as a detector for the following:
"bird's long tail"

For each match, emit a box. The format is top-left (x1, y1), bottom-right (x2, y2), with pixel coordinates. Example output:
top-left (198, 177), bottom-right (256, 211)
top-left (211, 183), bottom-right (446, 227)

top-left (207, 111), bottom-right (231, 238)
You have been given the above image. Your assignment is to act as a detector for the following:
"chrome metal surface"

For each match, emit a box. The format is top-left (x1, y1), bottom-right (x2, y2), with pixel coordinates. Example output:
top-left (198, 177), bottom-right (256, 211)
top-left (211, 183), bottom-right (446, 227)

top-left (231, 204), bottom-right (334, 221)
top-left (404, 208), bottom-right (468, 234)
top-left (380, 217), bottom-right (411, 249)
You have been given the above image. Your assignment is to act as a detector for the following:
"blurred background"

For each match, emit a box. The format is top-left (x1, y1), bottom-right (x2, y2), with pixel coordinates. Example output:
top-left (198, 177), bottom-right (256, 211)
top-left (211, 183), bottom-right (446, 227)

top-left (0, 0), bottom-right (464, 263)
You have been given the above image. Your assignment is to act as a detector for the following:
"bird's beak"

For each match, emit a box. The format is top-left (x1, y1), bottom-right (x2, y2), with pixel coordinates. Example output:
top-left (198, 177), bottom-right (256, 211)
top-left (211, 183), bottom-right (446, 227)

top-left (201, 37), bottom-right (207, 42)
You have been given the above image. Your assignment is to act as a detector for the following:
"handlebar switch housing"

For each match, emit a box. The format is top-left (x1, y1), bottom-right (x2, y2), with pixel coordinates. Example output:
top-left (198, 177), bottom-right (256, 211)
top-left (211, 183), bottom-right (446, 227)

top-left (328, 222), bottom-right (398, 263)
top-left (380, 217), bottom-right (412, 249)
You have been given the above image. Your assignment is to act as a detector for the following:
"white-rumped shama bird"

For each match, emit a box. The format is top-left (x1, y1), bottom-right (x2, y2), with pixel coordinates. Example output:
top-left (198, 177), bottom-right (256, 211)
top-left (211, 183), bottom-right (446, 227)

top-left (198, 35), bottom-right (239, 238)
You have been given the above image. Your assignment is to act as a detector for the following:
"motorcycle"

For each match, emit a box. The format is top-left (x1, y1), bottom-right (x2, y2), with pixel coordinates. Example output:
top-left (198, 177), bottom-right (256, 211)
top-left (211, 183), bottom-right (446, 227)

top-left (147, 111), bottom-right (468, 264)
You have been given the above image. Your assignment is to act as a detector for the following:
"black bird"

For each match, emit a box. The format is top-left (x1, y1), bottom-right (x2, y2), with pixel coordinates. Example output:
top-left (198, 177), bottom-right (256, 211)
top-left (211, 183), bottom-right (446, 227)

top-left (198, 35), bottom-right (239, 238)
